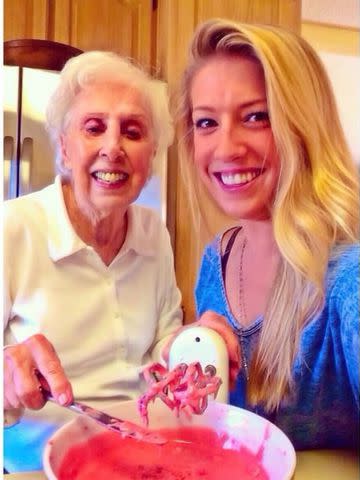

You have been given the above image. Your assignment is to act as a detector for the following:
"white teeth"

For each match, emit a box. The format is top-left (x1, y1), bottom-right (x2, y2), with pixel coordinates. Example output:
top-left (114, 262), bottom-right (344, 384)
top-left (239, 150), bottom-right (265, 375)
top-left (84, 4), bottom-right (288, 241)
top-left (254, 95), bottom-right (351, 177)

top-left (221, 171), bottom-right (259, 186)
top-left (94, 171), bottom-right (127, 183)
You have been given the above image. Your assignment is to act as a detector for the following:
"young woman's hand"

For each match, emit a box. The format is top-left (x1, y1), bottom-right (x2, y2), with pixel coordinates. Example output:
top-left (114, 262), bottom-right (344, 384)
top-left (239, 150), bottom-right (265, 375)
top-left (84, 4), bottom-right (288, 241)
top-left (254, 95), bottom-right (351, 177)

top-left (162, 310), bottom-right (241, 389)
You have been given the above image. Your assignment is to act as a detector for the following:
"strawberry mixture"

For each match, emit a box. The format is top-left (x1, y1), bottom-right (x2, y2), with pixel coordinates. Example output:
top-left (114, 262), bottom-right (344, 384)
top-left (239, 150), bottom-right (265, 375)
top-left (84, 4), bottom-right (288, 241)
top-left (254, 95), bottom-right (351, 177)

top-left (58, 425), bottom-right (269, 480)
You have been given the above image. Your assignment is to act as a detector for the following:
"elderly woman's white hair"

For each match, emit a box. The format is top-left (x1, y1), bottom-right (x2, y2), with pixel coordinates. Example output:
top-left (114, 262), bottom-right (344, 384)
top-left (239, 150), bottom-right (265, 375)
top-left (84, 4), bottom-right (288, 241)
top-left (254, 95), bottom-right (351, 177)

top-left (46, 50), bottom-right (174, 177)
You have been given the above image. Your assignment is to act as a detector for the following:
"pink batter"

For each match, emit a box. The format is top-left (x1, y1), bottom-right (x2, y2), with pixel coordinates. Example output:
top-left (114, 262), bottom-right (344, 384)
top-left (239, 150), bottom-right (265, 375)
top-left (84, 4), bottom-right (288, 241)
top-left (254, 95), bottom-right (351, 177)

top-left (58, 425), bottom-right (269, 480)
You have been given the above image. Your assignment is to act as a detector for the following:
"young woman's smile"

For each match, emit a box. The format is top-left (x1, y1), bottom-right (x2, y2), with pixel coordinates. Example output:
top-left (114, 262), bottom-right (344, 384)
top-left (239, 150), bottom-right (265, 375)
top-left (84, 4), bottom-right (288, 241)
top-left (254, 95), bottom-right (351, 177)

top-left (191, 55), bottom-right (280, 220)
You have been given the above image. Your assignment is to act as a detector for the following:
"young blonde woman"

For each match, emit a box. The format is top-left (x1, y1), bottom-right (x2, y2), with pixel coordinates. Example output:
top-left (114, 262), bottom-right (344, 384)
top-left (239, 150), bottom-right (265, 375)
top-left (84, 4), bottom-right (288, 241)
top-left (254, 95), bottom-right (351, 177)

top-left (177, 18), bottom-right (359, 449)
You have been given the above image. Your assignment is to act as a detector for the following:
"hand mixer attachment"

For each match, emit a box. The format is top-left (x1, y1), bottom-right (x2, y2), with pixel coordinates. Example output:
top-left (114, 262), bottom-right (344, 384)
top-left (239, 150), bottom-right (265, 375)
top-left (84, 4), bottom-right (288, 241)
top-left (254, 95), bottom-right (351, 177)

top-left (138, 326), bottom-right (229, 425)
top-left (138, 361), bottom-right (222, 425)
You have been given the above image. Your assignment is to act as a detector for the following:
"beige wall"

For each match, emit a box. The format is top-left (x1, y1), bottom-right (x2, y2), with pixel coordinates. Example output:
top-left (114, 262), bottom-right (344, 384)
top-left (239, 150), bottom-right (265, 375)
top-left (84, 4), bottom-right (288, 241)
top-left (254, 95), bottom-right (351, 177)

top-left (301, 21), bottom-right (360, 165)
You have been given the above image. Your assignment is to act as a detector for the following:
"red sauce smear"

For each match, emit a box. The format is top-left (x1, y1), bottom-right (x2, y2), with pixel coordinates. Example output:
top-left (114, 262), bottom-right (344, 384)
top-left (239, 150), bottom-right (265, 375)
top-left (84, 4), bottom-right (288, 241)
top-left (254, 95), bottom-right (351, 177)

top-left (58, 425), bottom-right (269, 480)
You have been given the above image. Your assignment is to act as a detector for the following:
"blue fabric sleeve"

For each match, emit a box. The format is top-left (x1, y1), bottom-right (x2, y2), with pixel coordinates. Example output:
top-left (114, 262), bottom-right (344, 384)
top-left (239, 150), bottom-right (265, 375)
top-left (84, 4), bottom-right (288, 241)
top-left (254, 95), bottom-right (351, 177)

top-left (333, 246), bottom-right (360, 408)
top-left (195, 240), bottom-right (228, 319)
top-left (195, 244), bottom-right (213, 316)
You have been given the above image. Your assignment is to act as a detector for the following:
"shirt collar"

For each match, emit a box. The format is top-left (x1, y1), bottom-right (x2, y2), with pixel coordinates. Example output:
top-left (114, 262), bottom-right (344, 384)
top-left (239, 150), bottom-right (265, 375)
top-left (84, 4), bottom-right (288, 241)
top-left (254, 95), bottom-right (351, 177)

top-left (45, 176), bottom-right (87, 261)
top-left (45, 176), bottom-right (157, 261)
top-left (118, 204), bottom-right (157, 258)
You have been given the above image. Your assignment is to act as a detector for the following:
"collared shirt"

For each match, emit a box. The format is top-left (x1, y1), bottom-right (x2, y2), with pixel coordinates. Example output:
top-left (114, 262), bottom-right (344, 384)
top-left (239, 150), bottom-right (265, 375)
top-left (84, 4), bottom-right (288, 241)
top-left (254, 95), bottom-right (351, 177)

top-left (3, 176), bottom-right (183, 471)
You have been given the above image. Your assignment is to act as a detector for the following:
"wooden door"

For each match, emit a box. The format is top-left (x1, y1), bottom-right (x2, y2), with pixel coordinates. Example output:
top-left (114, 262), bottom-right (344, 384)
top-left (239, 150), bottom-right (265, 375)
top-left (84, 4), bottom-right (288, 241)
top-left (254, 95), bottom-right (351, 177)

top-left (4, 0), bottom-right (155, 69)
top-left (4, 0), bottom-right (50, 40)
top-left (156, 0), bottom-right (301, 323)
top-left (52, 0), bottom-right (154, 69)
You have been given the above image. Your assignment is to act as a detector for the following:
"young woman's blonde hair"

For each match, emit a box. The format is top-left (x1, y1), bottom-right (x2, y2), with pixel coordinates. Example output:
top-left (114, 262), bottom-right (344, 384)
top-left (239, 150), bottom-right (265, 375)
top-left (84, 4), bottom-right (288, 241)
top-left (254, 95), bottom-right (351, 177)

top-left (46, 50), bottom-right (174, 178)
top-left (177, 18), bottom-right (359, 410)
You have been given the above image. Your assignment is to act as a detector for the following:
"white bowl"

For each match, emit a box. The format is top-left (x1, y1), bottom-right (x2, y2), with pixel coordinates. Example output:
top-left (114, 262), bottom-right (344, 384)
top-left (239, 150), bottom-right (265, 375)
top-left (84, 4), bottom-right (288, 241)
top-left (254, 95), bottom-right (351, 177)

top-left (43, 400), bottom-right (296, 480)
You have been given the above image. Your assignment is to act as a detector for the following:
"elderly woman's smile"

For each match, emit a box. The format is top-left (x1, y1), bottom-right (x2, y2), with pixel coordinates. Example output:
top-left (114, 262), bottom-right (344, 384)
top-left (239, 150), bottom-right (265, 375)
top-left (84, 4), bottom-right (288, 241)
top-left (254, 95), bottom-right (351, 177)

top-left (92, 171), bottom-right (129, 185)
top-left (60, 81), bottom-right (156, 220)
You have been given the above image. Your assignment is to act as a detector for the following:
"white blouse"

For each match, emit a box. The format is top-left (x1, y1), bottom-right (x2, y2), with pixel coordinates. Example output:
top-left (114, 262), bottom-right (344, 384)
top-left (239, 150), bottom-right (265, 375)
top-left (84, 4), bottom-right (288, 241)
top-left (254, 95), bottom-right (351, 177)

top-left (3, 176), bottom-right (183, 471)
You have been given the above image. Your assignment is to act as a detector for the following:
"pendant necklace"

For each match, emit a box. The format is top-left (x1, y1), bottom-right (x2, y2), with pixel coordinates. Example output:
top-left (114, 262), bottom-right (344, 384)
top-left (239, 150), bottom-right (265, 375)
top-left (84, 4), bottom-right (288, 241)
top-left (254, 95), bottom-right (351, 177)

top-left (239, 236), bottom-right (250, 380)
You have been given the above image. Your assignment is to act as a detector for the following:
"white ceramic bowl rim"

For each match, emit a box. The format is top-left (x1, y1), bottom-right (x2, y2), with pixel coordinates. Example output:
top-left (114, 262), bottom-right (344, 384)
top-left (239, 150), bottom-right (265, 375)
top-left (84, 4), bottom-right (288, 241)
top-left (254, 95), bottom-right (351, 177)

top-left (43, 400), bottom-right (296, 480)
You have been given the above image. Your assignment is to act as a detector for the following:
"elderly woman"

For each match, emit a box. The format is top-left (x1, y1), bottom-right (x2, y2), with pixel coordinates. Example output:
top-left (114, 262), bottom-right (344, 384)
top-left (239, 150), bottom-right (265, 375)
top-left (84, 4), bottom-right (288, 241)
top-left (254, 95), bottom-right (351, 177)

top-left (3, 51), bottom-right (182, 472)
top-left (177, 19), bottom-right (359, 450)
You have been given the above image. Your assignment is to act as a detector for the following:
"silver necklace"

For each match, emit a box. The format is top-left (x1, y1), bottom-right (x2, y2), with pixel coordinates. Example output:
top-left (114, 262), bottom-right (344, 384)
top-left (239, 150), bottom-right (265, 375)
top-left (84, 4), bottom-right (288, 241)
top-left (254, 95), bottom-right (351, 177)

top-left (239, 237), bottom-right (249, 380)
top-left (239, 237), bottom-right (248, 325)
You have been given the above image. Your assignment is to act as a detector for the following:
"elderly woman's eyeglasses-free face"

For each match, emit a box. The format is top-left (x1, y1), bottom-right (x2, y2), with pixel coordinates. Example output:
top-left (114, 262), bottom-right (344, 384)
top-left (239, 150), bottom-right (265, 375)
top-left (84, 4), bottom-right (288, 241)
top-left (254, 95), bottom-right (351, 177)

top-left (60, 81), bottom-right (156, 218)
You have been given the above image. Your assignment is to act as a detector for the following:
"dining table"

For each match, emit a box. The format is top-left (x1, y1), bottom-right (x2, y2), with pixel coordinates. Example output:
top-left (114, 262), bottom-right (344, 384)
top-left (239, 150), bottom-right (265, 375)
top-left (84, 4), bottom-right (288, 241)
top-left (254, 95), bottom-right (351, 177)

top-left (5, 449), bottom-right (359, 479)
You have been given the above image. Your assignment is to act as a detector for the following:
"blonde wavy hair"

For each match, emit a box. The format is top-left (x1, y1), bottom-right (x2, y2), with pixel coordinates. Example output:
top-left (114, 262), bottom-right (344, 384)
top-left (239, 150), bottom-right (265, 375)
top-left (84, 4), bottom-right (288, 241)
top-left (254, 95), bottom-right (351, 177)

top-left (177, 18), bottom-right (359, 410)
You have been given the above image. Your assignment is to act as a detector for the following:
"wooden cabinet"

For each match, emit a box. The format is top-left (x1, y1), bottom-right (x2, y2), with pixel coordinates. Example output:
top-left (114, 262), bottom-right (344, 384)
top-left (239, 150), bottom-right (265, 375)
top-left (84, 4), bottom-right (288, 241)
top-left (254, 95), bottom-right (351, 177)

top-left (52, 0), bottom-right (153, 68)
top-left (4, 0), bottom-right (301, 323)
top-left (195, 0), bottom-right (301, 26)
top-left (4, 0), bottom-right (154, 68)
top-left (4, 0), bottom-right (49, 40)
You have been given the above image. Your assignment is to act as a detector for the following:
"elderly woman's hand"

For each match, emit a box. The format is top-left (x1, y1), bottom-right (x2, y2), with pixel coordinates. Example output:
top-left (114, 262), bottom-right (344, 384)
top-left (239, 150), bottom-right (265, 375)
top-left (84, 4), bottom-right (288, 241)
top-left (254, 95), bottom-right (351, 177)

top-left (4, 334), bottom-right (73, 411)
top-left (162, 311), bottom-right (241, 389)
